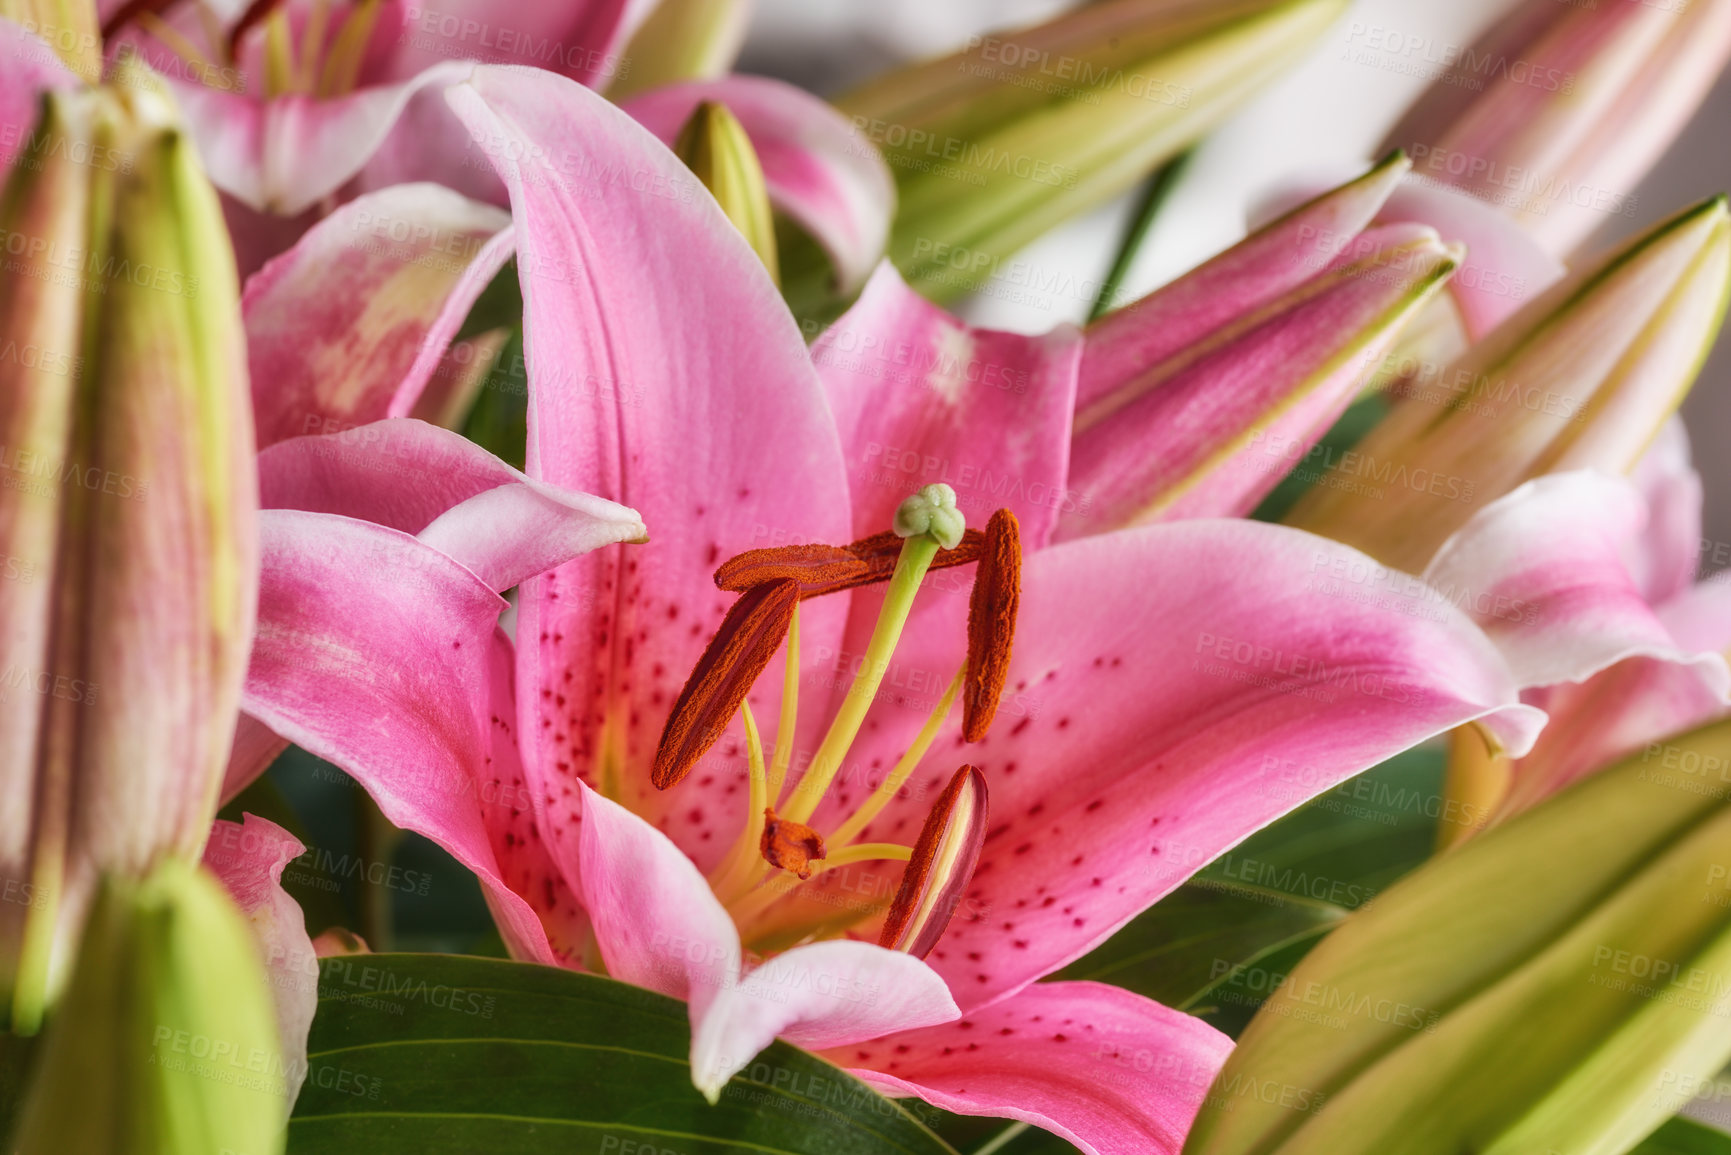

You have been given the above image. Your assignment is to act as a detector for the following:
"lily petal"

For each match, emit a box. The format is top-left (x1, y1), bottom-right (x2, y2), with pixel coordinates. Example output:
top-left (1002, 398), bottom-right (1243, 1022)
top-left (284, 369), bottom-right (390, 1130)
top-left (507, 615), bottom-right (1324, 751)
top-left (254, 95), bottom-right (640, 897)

top-left (1421, 471), bottom-right (1730, 693)
top-left (692, 939), bottom-right (959, 1100)
top-left (242, 509), bottom-right (557, 965)
top-left (258, 419), bottom-right (646, 592)
top-left (809, 521), bottom-right (1543, 1010)
top-left (1629, 417), bottom-right (1704, 606)
top-left (243, 184), bottom-right (513, 447)
top-left (624, 76), bottom-right (896, 293)
top-left (576, 781), bottom-right (957, 1101)
top-left (444, 66), bottom-right (852, 873)
top-left (1079, 153), bottom-right (1409, 415)
top-left (377, 0), bottom-right (652, 88)
top-left (218, 714), bottom-right (289, 805)
top-left (201, 814), bottom-right (317, 1111)
top-left (170, 60), bottom-right (474, 214)
top-left (835, 981), bottom-right (1233, 1155)
top-left (814, 262), bottom-right (1081, 546)
top-left (1062, 226), bottom-right (1461, 535)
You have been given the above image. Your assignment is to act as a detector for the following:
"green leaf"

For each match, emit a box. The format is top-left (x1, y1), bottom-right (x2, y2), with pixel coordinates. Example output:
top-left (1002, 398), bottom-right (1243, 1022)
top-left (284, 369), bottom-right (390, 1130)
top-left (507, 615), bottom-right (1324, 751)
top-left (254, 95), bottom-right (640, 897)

top-left (1635, 1118), bottom-right (1731, 1154)
top-left (289, 954), bottom-right (958, 1155)
top-left (1052, 882), bottom-right (1344, 1022)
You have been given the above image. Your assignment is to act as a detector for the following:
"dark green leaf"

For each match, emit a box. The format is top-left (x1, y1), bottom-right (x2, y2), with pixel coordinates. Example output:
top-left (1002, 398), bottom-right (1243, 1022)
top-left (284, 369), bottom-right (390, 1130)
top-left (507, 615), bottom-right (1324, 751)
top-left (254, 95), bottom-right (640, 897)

top-left (289, 954), bottom-right (957, 1155)
top-left (1633, 1118), bottom-right (1731, 1154)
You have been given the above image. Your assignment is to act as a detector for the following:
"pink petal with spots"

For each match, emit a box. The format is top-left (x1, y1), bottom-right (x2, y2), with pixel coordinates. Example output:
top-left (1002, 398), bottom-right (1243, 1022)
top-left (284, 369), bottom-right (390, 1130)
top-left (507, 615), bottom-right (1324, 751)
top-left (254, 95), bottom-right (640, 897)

top-left (0, 19), bottom-right (78, 173)
top-left (808, 521), bottom-right (1543, 1010)
top-left (691, 939), bottom-right (958, 1099)
top-left (242, 510), bottom-right (556, 965)
top-left (202, 815), bottom-right (318, 1111)
top-left (1061, 225), bottom-right (1460, 536)
top-left (168, 61), bottom-right (475, 215)
top-left (1077, 155), bottom-right (1409, 414)
top-left (1421, 471), bottom-right (1731, 694)
top-left (814, 262), bottom-right (1081, 547)
top-left (445, 67), bottom-right (852, 874)
top-left (835, 981), bottom-right (1233, 1155)
top-left (242, 185), bottom-right (513, 448)
top-left (478, 628), bottom-right (592, 966)
top-left (258, 419), bottom-right (646, 592)
top-left (623, 77), bottom-right (896, 293)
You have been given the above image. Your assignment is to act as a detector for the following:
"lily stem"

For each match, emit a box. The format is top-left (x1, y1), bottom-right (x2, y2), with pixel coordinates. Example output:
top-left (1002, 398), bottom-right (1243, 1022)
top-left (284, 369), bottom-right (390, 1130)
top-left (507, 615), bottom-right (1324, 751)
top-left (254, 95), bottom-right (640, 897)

top-left (972, 1121), bottom-right (1030, 1155)
top-left (1086, 147), bottom-right (1194, 322)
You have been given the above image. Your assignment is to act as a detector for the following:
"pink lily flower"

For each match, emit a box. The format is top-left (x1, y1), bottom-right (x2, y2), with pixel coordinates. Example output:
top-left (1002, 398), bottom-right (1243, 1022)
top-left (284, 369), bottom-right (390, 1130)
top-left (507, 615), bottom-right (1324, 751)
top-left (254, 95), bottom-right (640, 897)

top-left (84, 1), bottom-right (894, 287)
top-left (229, 67), bottom-right (1548, 1153)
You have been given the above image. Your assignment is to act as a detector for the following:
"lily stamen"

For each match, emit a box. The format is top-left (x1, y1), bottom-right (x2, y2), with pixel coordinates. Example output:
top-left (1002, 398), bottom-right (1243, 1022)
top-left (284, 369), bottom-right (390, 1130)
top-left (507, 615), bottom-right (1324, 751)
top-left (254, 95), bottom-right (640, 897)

top-left (880, 765), bottom-right (989, 958)
top-left (777, 483), bottom-right (965, 825)
top-left (963, 508), bottom-right (1021, 741)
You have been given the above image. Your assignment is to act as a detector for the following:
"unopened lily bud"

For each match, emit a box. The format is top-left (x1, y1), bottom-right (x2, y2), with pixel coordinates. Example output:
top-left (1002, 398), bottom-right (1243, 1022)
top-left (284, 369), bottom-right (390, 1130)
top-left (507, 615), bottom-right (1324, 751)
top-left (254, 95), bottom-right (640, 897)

top-left (836, 0), bottom-right (1349, 301)
top-left (674, 99), bottom-right (779, 283)
top-left (0, 74), bottom-right (257, 1031)
top-left (0, 0), bottom-right (101, 81)
top-left (1286, 197), bottom-right (1731, 574)
top-left (1383, 0), bottom-right (1731, 254)
top-left (605, 0), bottom-right (753, 102)
top-left (12, 860), bottom-right (284, 1155)
top-left (1184, 716), bottom-right (1731, 1155)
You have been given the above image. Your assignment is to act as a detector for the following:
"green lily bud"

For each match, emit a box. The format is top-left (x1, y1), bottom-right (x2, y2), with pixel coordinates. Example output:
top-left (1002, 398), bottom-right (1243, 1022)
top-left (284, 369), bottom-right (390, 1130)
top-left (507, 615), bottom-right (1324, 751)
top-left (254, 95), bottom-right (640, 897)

top-left (836, 0), bottom-right (1350, 301)
top-left (0, 73), bottom-right (258, 1032)
top-left (1183, 716), bottom-right (1731, 1155)
top-left (1287, 196), bottom-right (1731, 574)
top-left (12, 860), bottom-right (285, 1155)
top-left (0, 0), bottom-right (101, 82)
top-left (604, 0), bottom-right (752, 103)
top-left (674, 99), bottom-right (779, 283)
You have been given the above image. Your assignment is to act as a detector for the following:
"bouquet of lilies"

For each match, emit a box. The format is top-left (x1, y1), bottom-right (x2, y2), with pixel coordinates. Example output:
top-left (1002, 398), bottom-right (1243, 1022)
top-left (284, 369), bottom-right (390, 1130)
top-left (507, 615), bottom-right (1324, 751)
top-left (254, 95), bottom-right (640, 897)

top-left (4, 0), bottom-right (1731, 1151)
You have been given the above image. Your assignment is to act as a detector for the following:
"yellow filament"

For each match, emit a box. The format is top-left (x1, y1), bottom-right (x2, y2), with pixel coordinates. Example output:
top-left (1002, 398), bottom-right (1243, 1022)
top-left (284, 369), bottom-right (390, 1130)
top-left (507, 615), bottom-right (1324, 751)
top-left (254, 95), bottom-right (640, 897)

top-left (828, 662), bottom-right (964, 849)
top-left (766, 602), bottom-right (800, 807)
top-left (262, 9), bottom-right (296, 98)
top-left (709, 700), bottom-right (769, 899)
top-left (728, 842), bottom-right (912, 927)
top-left (317, 0), bottom-right (381, 98)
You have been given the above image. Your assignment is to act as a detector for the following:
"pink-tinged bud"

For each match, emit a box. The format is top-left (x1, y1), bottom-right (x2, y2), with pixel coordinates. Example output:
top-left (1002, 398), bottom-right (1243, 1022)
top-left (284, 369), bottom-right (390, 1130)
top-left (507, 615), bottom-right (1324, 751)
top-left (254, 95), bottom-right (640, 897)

top-left (0, 73), bottom-right (257, 1031)
top-left (836, 0), bottom-right (1351, 301)
top-left (1383, 0), bottom-right (1731, 254)
top-left (1059, 155), bottom-right (1464, 538)
top-left (604, 0), bottom-right (753, 103)
top-left (1287, 197), bottom-right (1731, 574)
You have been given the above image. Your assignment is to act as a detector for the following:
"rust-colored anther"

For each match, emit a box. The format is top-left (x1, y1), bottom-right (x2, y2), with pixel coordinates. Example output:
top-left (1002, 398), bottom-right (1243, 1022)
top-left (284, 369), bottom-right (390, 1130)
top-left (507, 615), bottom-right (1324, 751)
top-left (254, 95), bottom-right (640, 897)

top-left (760, 808), bottom-right (827, 880)
top-left (963, 509), bottom-right (1021, 742)
top-left (652, 578), bottom-right (799, 790)
top-left (713, 528), bottom-right (988, 600)
top-left (880, 766), bottom-right (989, 958)
top-left (714, 543), bottom-right (869, 596)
